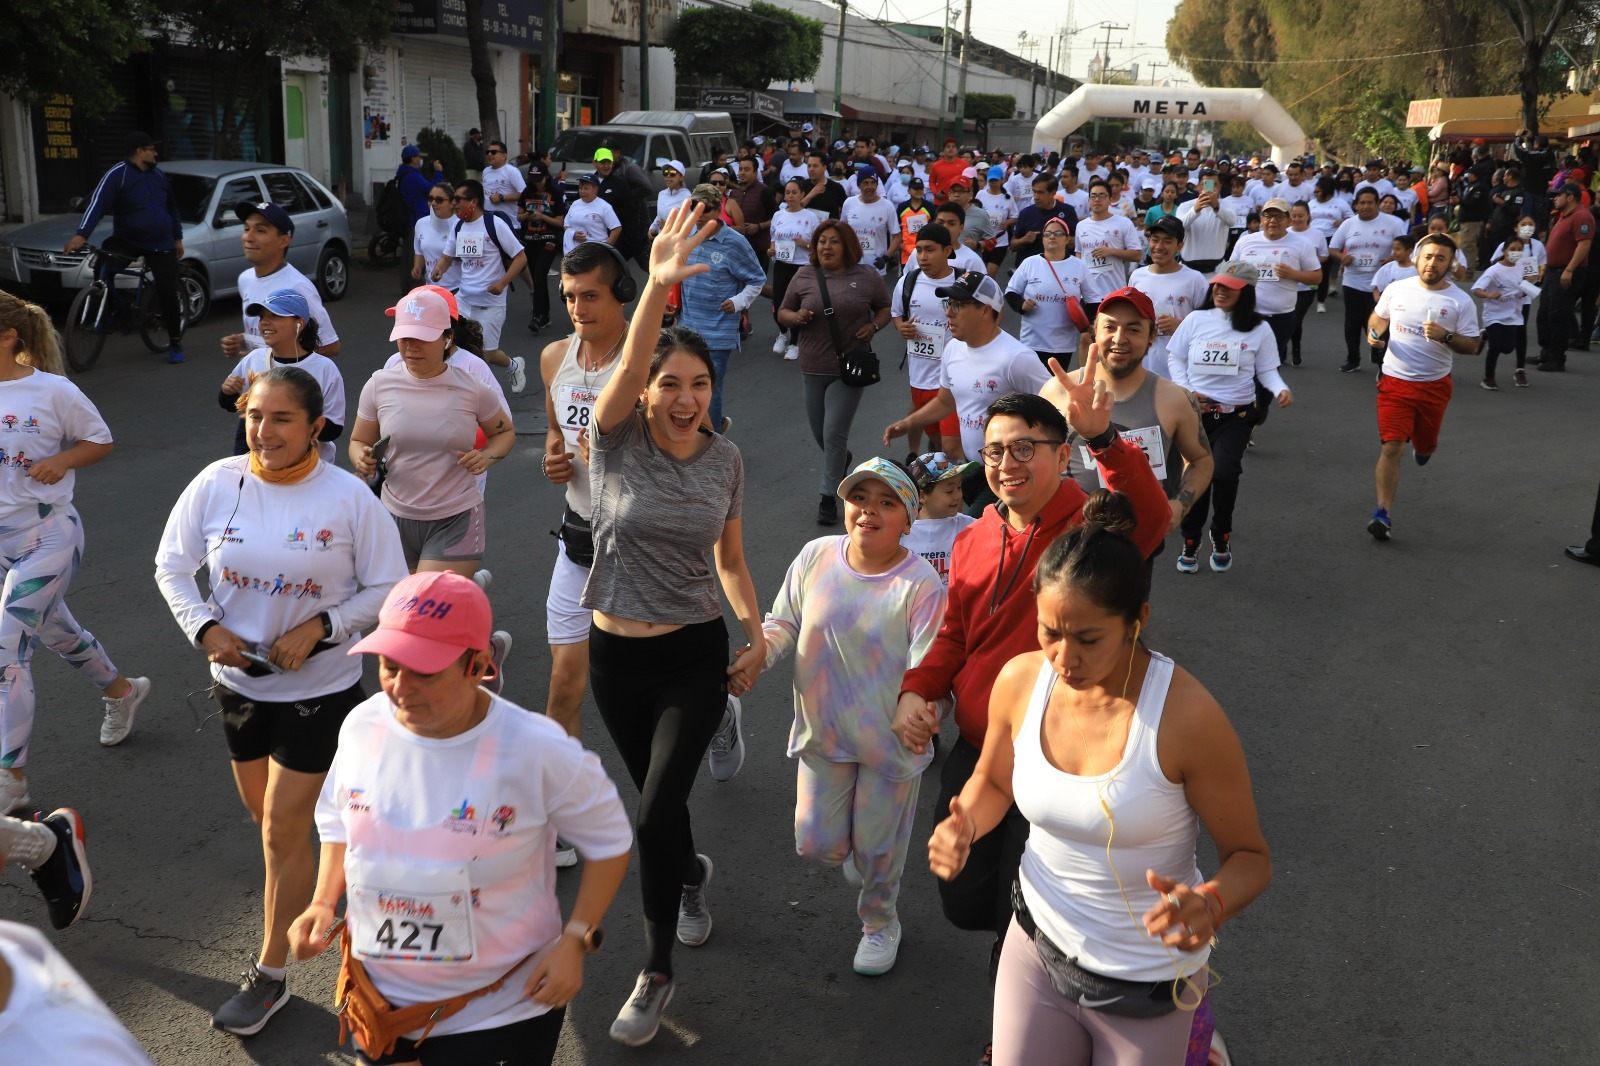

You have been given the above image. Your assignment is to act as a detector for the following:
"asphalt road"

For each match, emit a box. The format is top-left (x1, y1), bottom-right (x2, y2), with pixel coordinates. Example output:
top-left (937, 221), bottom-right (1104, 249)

top-left (4, 257), bottom-right (1599, 1066)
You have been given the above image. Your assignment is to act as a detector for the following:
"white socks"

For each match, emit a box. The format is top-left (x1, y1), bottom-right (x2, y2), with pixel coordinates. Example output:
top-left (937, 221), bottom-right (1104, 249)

top-left (0, 814), bottom-right (56, 871)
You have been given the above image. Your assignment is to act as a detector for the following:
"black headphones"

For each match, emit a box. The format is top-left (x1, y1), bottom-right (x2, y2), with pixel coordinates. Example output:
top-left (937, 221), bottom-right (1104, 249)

top-left (592, 242), bottom-right (638, 304)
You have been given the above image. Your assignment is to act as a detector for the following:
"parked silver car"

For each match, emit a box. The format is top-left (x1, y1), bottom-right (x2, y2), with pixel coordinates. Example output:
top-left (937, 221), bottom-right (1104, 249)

top-left (0, 161), bottom-right (352, 323)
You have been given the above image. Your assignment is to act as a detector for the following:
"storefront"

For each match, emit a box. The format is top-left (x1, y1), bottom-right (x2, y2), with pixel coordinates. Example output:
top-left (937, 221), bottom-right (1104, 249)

top-left (1406, 92), bottom-right (1600, 143)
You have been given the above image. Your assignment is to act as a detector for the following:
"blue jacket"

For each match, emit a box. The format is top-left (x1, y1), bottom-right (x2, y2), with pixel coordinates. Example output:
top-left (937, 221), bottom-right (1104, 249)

top-left (396, 163), bottom-right (435, 223)
top-left (76, 162), bottom-right (182, 250)
top-left (678, 226), bottom-right (766, 348)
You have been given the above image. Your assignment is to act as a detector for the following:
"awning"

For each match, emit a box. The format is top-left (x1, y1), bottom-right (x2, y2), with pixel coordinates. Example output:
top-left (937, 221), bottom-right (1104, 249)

top-left (1407, 92), bottom-right (1600, 138)
top-left (769, 90), bottom-right (841, 121)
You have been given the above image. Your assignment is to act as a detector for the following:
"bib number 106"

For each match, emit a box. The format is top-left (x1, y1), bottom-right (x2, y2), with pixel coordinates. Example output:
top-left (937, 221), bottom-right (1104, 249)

top-left (374, 918), bottom-right (444, 953)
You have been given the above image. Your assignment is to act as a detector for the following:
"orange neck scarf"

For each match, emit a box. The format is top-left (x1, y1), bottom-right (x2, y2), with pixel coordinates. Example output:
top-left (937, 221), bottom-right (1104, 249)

top-left (250, 445), bottom-right (319, 484)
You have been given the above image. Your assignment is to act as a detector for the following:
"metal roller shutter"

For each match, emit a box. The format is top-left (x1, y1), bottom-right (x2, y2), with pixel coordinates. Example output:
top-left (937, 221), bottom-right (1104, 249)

top-left (398, 39), bottom-right (481, 142)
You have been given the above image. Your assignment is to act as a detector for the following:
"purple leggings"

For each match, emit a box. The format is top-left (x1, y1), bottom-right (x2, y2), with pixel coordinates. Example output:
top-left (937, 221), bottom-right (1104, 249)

top-left (992, 918), bottom-right (1209, 1066)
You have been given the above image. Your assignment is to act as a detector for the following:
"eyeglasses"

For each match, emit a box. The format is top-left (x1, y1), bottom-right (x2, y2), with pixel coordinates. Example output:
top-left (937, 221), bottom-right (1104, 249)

top-left (451, 195), bottom-right (468, 202)
top-left (486, 149), bottom-right (504, 155)
top-left (979, 438), bottom-right (1062, 465)
top-left (710, 180), bottom-right (728, 187)
top-left (427, 196), bottom-right (450, 204)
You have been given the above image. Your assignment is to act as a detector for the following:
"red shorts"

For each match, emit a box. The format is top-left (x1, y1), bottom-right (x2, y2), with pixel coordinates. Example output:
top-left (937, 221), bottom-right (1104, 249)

top-left (911, 385), bottom-right (961, 439)
top-left (1376, 373), bottom-right (1453, 454)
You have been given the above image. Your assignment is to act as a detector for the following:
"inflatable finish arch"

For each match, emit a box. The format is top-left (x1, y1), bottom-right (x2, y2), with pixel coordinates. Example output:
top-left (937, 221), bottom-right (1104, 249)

top-left (1033, 84), bottom-right (1309, 166)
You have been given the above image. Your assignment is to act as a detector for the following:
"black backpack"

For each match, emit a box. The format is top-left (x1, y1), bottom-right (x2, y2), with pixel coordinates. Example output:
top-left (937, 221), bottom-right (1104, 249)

top-left (453, 215), bottom-right (517, 292)
top-left (376, 176), bottom-right (407, 234)
top-left (896, 267), bottom-right (921, 369)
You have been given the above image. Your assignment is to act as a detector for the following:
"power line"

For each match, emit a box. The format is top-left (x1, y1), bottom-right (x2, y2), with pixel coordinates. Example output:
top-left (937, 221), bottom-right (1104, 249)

top-left (1175, 37), bottom-right (1521, 67)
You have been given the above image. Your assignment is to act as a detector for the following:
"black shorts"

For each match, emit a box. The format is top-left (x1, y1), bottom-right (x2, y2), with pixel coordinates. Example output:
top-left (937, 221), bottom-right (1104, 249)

top-left (360, 1009), bottom-right (565, 1065)
top-left (216, 680), bottom-right (366, 774)
top-left (982, 246), bottom-right (1008, 267)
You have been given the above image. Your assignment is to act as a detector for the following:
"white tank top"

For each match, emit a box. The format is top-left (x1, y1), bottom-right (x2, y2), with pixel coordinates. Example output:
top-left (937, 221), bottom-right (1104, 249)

top-left (1014, 651), bottom-right (1210, 981)
top-left (549, 334), bottom-right (622, 519)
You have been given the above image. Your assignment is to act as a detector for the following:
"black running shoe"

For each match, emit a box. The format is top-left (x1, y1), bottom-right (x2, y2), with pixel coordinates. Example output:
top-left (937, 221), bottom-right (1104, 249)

top-left (30, 808), bottom-right (91, 929)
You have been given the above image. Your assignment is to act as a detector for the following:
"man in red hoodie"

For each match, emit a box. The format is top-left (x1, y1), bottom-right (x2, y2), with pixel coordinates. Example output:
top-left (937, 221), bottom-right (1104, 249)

top-left (892, 287), bottom-right (1170, 1003)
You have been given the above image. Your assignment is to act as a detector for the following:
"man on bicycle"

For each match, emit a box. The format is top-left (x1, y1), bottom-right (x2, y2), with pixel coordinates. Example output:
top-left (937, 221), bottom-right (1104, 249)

top-left (64, 131), bottom-right (188, 364)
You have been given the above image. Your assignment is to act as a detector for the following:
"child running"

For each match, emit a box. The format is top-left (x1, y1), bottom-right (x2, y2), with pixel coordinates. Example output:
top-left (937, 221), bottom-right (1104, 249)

top-left (761, 458), bottom-right (947, 977)
top-left (901, 452), bottom-right (978, 587)
top-left (219, 290), bottom-right (345, 462)
top-left (1473, 238), bottom-right (1530, 391)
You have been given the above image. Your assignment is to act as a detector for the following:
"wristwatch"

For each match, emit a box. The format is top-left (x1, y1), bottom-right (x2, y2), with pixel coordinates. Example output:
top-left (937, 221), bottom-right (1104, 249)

top-left (318, 611), bottom-right (334, 640)
top-left (563, 919), bottom-right (604, 953)
top-left (1442, 331), bottom-right (1455, 345)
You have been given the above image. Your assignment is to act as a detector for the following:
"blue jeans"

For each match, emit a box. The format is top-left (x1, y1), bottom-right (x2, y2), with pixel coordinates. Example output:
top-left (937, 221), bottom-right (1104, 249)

top-left (709, 348), bottom-right (733, 428)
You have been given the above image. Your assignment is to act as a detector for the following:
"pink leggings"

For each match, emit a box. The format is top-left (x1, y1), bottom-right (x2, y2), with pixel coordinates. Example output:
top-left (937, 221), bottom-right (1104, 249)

top-left (992, 919), bottom-right (1208, 1066)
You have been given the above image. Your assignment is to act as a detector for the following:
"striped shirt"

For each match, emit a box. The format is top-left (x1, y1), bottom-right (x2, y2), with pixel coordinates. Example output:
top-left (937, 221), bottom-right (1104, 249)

top-left (677, 226), bottom-right (766, 348)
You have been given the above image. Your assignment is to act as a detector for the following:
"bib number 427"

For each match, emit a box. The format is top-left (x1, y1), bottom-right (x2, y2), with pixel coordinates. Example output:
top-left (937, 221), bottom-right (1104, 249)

top-left (374, 918), bottom-right (444, 954)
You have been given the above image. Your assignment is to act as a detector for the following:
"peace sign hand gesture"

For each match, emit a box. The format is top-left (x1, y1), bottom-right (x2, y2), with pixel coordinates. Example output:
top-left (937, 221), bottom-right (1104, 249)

top-left (1048, 344), bottom-right (1114, 441)
top-left (649, 202), bottom-right (713, 290)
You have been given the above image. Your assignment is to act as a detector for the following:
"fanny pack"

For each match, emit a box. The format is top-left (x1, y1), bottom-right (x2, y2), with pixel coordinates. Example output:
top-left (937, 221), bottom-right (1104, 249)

top-left (1011, 879), bottom-right (1182, 1019)
top-left (334, 922), bottom-right (534, 1060)
top-left (551, 505), bottom-right (595, 568)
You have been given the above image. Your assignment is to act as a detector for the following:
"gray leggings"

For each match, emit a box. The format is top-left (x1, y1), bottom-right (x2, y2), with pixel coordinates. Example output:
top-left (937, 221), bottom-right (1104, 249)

top-left (992, 918), bottom-right (1208, 1066)
top-left (803, 372), bottom-right (866, 496)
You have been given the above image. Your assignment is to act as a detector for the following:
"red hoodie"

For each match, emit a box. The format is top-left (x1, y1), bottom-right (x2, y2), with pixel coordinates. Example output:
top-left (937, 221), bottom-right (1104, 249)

top-left (902, 436), bottom-right (1169, 749)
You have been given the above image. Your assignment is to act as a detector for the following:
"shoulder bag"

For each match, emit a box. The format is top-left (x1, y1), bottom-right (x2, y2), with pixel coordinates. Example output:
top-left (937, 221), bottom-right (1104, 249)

top-left (814, 267), bottom-right (881, 387)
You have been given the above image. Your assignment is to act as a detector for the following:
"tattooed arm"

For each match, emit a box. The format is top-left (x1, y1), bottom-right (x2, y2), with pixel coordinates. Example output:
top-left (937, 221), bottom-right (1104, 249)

top-left (1165, 384), bottom-right (1215, 534)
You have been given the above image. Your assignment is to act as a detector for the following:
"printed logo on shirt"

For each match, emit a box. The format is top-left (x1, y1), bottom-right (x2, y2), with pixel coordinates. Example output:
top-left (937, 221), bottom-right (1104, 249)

top-left (315, 528), bottom-right (335, 551)
top-left (1, 415), bottom-right (39, 433)
top-left (0, 448), bottom-right (32, 470)
top-left (218, 567), bottom-right (324, 600)
top-left (285, 526), bottom-right (310, 550)
top-left (222, 525), bottom-right (244, 545)
top-left (490, 804), bottom-right (516, 832)
top-left (917, 549), bottom-right (951, 581)
top-left (346, 787), bottom-right (371, 813)
top-left (445, 797), bottom-right (479, 834)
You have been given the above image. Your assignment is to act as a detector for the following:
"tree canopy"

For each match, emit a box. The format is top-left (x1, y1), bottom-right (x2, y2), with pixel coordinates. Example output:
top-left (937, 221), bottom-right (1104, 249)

top-left (671, 1), bottom-right (824, 91)
top-left (0, 0), bottom-right (150, 117)
top-left (966, 93), bottom-right (1016, 122)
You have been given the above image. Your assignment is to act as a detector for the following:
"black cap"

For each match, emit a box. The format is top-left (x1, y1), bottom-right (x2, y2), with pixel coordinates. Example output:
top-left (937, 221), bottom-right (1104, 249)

top-left (916, 222), bottom-right (951, 247)
top-left (1148, 215), bottom-right (1185, 242)
top-left (907, 177), bottom-right (925, 190)
top-left (1557, 181), bottom-right (1585, 198)
top-left (124, 130), bottom-right (155, 154)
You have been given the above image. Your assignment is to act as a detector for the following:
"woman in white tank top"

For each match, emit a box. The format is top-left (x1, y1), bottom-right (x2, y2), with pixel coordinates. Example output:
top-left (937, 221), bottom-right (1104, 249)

top-left (928, 489), bottom-right (1272, 1066)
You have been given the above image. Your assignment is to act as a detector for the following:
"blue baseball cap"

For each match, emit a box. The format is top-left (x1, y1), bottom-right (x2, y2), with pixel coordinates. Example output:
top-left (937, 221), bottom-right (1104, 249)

top-left (401, 144), bottom-right (422, 160)
top-left (236, 200), bottom-right (295, 236)
top-left (244, 288), bottom-right (312, 320)
top-left (578, 172), bottom-right (601, 186)
top-left (988, 164), bottom-right (1007, 180)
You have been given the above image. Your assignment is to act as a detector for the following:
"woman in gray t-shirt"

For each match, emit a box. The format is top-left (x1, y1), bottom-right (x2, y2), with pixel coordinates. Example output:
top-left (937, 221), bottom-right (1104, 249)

top-left (582, 202), bottom-right (766, 1048)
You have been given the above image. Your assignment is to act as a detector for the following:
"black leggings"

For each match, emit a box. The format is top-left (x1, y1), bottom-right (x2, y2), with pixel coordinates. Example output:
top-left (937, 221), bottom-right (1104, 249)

top-left (1317, 258), bottom-right (1336, 302)
top-left (772, 260), bottom-right (802, 343)
top-left (1181, 404), bottom-right (1256, 542)
top-left (361, 1008), bottom-right (565, 1065)
top-left (525, 240), bottom-right (559, 320)
top-left (1291, 289), bottom-right (1316, 354)
top-left (102, 235), bottom-right (183, 345)
top-left (1483, 321), bottom-right (1525, 378)
top-left (589, 617), bottom-right (728, 978)
top-left (1341, 285), bottom-right (1378, 366)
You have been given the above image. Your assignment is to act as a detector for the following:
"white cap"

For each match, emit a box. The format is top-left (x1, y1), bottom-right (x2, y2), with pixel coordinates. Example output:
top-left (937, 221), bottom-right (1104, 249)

top-left (802, 122), bottom-right (815, 132)
top-left (661, 159), bottom-right (686, 175)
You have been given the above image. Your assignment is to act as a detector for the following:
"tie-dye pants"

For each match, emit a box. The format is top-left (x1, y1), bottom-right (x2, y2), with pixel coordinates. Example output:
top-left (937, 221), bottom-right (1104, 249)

top-left (794, 754), bottom-right (923, 933)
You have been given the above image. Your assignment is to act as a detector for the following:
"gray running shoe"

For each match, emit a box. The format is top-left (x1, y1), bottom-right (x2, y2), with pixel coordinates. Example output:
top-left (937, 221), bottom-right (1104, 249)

top-left (676, 853), bottom-right (714, 946)
top-left (708, 696), bottom-right (745, 781)
top-left (486, 630), bottom-right (512, 695)
top-left (610, 971), bottom-right (675, 1046)
top-left (100, 676), bottom-right (151, 746)
top-left (211, 965), bottom-right (289, 1036)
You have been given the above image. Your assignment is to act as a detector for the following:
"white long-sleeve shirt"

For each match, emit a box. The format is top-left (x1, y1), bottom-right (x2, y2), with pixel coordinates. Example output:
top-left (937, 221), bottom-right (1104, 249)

top-left (1166, 307), bottom-right (1288, 405)
top-left (1175, 200), bottom-right (1237, 263)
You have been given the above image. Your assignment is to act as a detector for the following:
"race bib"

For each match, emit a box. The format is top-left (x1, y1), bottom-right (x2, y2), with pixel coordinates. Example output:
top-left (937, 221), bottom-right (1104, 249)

top-left (1354, 254), bottom-right (1376, 269)
top-left (859, 232), bottom-right (879, 258)
top-left (1080, 424), bottom-right (1168, 486)
top-left (349, 858), bottom-right (475, 964)
top-left (555, 382), bottom-right (598, 447)
top-left (774, 240), bottom-right (796, 263)
top-left (906, 215), bottom-right (928, 236)
top-left (1089, 248), bottom-right (1117, 273)
top-left (908, 338), bottom-right (937, 359)
top-left (1522, 258), bottom-right (1539, 279)
top-left (457, 234), bottom-right (484, 259)
top-left (1191, 339), bottom-right (1243, 375)
top-left (1249, 255), bottom-right (1279, 281)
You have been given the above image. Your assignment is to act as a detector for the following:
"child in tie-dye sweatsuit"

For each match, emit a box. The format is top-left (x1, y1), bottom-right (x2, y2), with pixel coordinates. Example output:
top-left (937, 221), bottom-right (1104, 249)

top-left (761, 459), bottom-right (946, 976)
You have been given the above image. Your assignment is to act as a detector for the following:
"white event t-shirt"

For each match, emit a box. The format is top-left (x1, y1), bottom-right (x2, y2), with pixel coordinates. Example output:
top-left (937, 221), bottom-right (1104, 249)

top-left (1375, 275), bottom-right (1480, 382)
top-left (562, 198), bottom-right (622, 255)
top-left (413, 213), bottom-right (462, 291)
top-left (901, 512), bottom-right (977, 587)
top-left (447, 213), bottom-right (524, 305)
top-left (237, 262), bottom-right (339, 352)
top-left (0, 922), bottom-right (154, 1064)
top-left (769, 207), bottom-right (825, 265)
top-left (226, 350), bottom-right (347, 464)
top-left (939, 329), bottom-right (1054, 458)
top-left (1007, 254), bottom-right (1087, 354)
top-left (895, 268), bottom-right (957, 390)
top-left (1166, 307), bottom-right (1287, 406)
top-left (1129, 265), bottom-right (1211, 381)
top-left (1074, 214), bottom-right (1141, 302)
top-left (839, 196), bottom-right (899, 270)
top-left (1231, 231), bottom-right (1320, 315)
top-left (1329, 213), bottom-right (1408, 292)
top-left (0, 370), bottom-right (112, 527)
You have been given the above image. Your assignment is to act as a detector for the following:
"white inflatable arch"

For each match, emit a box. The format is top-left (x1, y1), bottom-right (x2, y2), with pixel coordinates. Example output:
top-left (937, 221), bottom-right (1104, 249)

top-left (1033, 84), bottom-right (1309, 166)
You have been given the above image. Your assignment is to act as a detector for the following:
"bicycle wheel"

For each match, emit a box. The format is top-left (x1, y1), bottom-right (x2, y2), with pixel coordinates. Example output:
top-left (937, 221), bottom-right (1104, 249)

top-left (65, 285), bottom-right (109, 372)
top-left (138, 285), bottom-right (168, 352)
top-left (368, 231), bottom-right (401, 268)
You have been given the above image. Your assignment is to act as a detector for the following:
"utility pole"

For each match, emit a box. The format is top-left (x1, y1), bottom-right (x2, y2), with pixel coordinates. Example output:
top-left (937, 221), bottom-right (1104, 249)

top-left (1144, 61), bottom-right (1166, 144)
top-left (1090, 22), bottom-right (1126, 147)
top-left (936, 0), bottom-right (951, 144)
top-left (538, 0), bottom-right (561, 148)
top-left (1025, 34), bottom-right (1037, 120)
top-left (639, 0), bottom-right (651, 110)
top-left (831, 0), bottom-right (848, 143)
top-left (952, 0), bottom-right (973, 145)
top-left (1044, 35), bottom-right (1056, 112)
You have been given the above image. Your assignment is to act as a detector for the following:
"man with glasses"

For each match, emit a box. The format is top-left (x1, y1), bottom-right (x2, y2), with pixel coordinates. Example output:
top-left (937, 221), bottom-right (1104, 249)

top-left (1075, 179), bottom-right (1143, 320)
top-left (431, 180), bottom-right (529, 393)
top-left (481, 139), bottom-right (526, 226)
top-left (888, 355), bottom-right (1169, 1065)
top-left (65, 131), bottom-right (188, 363)
top-left (882, 271), bottom-right (1051, 465)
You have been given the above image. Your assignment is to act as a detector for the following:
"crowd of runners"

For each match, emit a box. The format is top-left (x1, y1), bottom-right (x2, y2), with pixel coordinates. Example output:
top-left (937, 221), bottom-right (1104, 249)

top-left (1, 123), bottom-right (1598, 1066)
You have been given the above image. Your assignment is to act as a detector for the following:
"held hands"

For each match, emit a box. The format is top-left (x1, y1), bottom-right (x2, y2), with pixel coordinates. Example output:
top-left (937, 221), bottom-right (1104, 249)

top-left (268, 616), bottom-right (324, 672)
top-left (1141, 870), bottom-right (1215, 953)
top-left (891, 692), bottom-right (939, 753)
top-left (200, 623), bottom-right (253, 670)
top-left (25, 454), bottom-right (71, 486)
top-left (523, 936), bottom-right (585, 1007)
top-left (928, 797), bottom-right (976, 881)
top-left (1049, 345), bottom-right (1113, 440)
top-left (650, 203), bottom-right (713, 290)
top-left (457, 448), bottom-right (494, 475)
top-left (288, 903), bottom-right (338, 960)
top-left (727, 639), bottom-right (765, 696)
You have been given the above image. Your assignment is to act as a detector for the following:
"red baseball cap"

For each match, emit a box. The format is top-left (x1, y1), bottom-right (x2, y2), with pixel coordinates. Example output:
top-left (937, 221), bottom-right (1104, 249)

top-left (1097, 286), bottom-right (1155, 321)
top-left (349, 572), bottom-right (493, 675)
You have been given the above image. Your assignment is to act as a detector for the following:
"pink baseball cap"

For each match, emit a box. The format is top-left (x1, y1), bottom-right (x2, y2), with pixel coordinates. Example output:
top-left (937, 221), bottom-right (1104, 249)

top-left (386, 284), bottom-right (460, 321)
top-left (387, 287), bottom-right (453, 342)
top-left (348, 572), bottom-right (493, 675)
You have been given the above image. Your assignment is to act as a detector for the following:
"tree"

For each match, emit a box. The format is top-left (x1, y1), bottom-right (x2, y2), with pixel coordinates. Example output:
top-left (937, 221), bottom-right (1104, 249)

top-left (1491, 0), bottom-right (1582, 132)
top-left (0, 0), bottom-right (150, 117)
top-left (163, 0), bottom-right (391, 158)
top-left (671, 1), bottom-right (824, 90)
top-left (463, 0), bottom-right (501, 144)
top-left (965, 93), bottom-right (1016, 122)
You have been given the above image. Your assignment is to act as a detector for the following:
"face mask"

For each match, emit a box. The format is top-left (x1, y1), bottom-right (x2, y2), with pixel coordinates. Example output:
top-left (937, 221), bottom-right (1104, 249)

top-left (900, 173), bottom-right (912, 185)
top-left (1518, 225), bottom-right (1535, 238)
top-left (1505, 250), bottom-right (1523, 263)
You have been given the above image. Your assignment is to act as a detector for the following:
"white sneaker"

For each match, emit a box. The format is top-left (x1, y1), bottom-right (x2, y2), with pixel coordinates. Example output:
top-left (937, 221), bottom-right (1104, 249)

top-left (486, 630), bottom-right (512, 694)
top-left (853, 918), bottom-right (902, 976)
top-left (1316, 302), bottom-right (1326, 313)
top-left (472, 568), bottom-right (492, 592)
top-left (841, 851), bottom-right (863, 888)
top-left (708, 696), bottom-right (745, 781)
top-left (610, 971), bottom-right (674, 1046)
top-left (772, 333), bottom-right (789, 355)
top-left (783, 344), bottom-right (800, 361)
top-left (676, 853), bottom-right (713, 946)
top-left (509, 356), bottom-right (528, 394)
top-left (0, 770), bottom-right (31, 816)
top-left (100, 676), bottom-right (151, 746)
